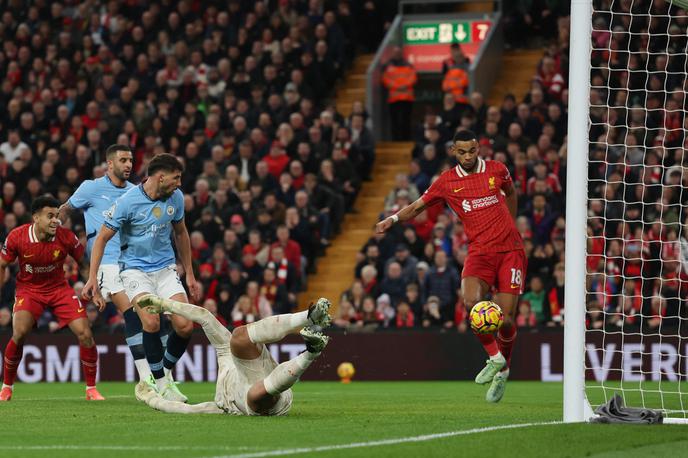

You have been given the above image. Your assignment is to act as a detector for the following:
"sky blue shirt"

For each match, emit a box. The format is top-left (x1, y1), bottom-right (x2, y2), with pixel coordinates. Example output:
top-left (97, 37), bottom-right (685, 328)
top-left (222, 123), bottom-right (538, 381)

top-left (68, 175), bottom-right (134, 265)
top-left (104, 185), bottom-right (185, 273)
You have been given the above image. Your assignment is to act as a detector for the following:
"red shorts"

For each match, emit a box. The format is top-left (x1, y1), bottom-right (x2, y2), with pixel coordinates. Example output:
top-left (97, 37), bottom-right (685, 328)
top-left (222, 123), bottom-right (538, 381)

top-left (13, 287), bottom-right (86, 328)
top-left (462, 249), bottom-right (527, 295)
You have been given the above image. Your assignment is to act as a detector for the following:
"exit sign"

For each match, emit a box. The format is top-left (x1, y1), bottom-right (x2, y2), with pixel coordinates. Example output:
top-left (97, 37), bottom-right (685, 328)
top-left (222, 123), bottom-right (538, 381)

top-left (402, 19), bottom-right (492, 72)
top-left (403, 20), bottom-right (490, 45)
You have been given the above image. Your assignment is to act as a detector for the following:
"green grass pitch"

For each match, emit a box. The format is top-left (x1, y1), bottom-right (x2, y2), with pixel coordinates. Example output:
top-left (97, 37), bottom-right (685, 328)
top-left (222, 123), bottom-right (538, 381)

top-left (0, 381), bottom-right (686, 458)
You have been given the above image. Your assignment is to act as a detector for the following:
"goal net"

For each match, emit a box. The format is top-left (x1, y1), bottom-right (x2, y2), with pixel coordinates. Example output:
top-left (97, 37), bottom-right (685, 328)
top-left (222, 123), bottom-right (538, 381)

top-left (566, 0), bottom-right (688, 423)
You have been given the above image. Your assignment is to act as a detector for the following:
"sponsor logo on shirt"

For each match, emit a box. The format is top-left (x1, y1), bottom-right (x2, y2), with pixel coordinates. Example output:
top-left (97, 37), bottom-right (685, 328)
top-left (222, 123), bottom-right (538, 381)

top-left (462, 195), bottom-right (499, 212)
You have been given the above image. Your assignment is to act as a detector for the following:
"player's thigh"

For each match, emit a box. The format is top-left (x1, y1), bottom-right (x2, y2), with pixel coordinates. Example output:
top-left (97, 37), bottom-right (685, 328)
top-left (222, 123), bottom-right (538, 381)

top-left (155, 265), bottom-right (187, 301)
top-left (462, 254), bottom-right (496, 305)
top-left (50, 290), bottom-right (89, 330)
top-left (495, 249), bottom-right (527, 296)
top-left (97, 264), bottom-right (128, 309)
top-left (246, 382), bottom-right (292, 416)
top-left (121, 269), bottom-right (156, 305)
top-left (230, 325), bottom-right (262, 360)
top-left (12, 293), bottom-right (41, 337)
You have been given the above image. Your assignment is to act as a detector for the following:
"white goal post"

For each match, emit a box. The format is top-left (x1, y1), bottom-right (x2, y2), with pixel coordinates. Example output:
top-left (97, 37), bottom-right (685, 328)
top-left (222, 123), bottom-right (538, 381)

top-left (564, 0), bottom-right (688, 424)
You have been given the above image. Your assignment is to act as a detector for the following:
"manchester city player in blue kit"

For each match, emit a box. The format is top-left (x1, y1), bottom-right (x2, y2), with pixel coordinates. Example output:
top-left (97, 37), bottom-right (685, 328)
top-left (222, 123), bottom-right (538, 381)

top-left (83, 153), bottom-right (201, 402)
top-left (60, 144), bottom-right (159, 399)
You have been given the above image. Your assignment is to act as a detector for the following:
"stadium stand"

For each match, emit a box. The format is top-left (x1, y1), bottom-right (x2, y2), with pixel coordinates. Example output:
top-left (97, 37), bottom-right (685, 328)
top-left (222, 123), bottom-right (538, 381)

top-left (341, 5), bottom-right (576, 331)
top-left (0, 0), bottom-right (392, 332)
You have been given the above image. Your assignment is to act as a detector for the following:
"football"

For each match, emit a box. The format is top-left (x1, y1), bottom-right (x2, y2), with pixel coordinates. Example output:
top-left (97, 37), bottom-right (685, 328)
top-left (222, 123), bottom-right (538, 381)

top-left (469, 301), bottom-right (504, 334)
top-left (337, 362), bottom-right (356, 383)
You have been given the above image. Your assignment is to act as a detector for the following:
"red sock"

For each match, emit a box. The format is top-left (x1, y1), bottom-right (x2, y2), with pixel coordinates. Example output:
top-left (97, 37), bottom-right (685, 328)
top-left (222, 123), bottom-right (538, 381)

top-left (80, 345), bottom-right (98, 387)
top-left (3, 339), bottom-right (23, 386)
top-left (497, 323), bottom-right (517, 366)
top-left (473, 331), bottom-right (500, 357)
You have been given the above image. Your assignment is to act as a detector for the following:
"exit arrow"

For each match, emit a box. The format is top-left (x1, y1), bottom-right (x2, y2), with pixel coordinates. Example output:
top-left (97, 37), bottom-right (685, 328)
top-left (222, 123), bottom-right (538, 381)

top-left (455, 24), bottom-right (467, 41)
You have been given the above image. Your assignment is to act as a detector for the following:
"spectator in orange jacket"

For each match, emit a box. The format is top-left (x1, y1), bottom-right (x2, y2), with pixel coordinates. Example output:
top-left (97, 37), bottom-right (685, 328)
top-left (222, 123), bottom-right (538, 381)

top-left (442, 44), bottom-right (470, 104)
top-left (381, 46), bottom-right (417, 140)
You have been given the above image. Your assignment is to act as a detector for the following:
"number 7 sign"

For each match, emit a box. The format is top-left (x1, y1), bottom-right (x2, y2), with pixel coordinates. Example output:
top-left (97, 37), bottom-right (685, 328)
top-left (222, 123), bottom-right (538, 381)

top-left (471, 21), bottom-right (491, 42)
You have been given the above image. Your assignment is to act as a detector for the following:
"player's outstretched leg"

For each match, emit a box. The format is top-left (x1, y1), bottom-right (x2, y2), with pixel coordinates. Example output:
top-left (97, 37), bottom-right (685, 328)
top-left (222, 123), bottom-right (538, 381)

top-left (246, 298), bottom-right (331, 345)
top-left (138, 294), bottom-right (232, 348)
top-left (247, 326), bottom-right (329, 415)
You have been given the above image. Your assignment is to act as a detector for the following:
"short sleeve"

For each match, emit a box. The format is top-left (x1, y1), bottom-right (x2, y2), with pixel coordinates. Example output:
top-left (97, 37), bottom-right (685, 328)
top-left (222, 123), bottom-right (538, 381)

top-left (0, 230), bottom-right (17, 263)
top-left (104, 198), bottom-right (128, 232)
top-left (420, 174), bottom-right (446, 208)
top-left (498, 162), bottom-right (513, 189)
top-left (68, 181), bottom-right (93, 210)
top-left (66, 229), bottom-right (85, 262)
top-left (172, 190), bottom-right (184, 223)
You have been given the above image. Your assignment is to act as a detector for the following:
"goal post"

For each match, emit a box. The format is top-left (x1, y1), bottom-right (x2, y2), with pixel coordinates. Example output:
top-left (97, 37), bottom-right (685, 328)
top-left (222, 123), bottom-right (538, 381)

top-left (563, 0), bottom-right (592, 424)
top-left (564, 0), bottom-right (688, 424)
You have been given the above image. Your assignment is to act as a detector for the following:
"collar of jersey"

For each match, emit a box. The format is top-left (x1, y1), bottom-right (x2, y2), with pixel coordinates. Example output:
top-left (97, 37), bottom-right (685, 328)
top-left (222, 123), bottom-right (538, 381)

top-left (29, 224), bottom-right (55, 243)
top-left (455, 158), bottom-right (485, 177)
top-left (138, 183), bottom-right (159, 202)
top-left (105, 173), bottom-right (128, 189)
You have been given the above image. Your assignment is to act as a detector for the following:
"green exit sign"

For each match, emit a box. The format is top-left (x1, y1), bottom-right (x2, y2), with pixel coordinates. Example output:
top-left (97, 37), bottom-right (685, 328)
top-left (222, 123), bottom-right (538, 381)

top-left (403, 22), bottom-right (471, 44)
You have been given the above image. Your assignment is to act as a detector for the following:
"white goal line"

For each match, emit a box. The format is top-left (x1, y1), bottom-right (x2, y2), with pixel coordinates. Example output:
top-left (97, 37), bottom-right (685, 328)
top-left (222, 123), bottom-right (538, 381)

top-left (205, 421), bottom-right (563, 458)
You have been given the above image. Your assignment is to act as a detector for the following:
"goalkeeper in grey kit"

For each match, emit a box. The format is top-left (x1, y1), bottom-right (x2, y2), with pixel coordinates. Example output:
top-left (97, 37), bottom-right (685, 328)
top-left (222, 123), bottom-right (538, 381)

top-left (136, 294), bottom-right (331, 415)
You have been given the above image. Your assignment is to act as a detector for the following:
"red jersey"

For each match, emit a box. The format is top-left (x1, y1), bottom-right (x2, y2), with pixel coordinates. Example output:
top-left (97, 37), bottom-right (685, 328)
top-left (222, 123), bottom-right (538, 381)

top-left (421, 158), bottom-right (523, 255)
top-left (1, 224), bottom-right (84, 293)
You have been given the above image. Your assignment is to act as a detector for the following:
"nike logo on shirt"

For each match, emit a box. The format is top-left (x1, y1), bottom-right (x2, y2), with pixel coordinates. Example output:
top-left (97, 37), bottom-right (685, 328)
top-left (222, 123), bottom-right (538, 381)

top-left (453, 187), bottom-right (465, 193)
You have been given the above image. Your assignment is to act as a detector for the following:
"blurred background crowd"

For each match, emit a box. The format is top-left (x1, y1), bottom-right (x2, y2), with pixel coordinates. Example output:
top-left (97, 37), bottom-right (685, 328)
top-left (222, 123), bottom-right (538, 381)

top-left (0, 0), bottom-right (685, 335)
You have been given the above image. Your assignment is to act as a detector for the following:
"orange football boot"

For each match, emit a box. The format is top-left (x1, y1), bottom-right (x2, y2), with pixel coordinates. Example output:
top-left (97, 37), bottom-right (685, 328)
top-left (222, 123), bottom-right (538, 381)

top-left (85, 387), bottom-right (105, 401)
top-left (0, 386), bottom-right (13, 401)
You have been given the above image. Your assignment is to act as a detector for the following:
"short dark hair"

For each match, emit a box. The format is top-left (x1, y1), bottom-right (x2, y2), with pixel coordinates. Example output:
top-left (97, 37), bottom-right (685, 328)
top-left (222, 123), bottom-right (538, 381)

top-left (105, 144), bottom-right (132, 160)
top-left (453, 129), bottom-right (477, 143)
top-left (31, 195), bottom-right (60, 214)
top-left (147, 153), bottom-right (184, 176)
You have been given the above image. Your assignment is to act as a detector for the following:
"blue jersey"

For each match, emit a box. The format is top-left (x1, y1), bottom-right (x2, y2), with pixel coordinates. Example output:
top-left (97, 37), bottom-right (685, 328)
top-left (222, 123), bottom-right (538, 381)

top-left (68, 175), bottom-right (134, 265)
top-left (105, 185), bottom-right (185, 272)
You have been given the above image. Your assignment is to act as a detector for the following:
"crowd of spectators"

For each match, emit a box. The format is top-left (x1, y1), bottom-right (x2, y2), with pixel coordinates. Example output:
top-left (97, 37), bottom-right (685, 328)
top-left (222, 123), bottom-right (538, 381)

top-left (339, 0), bottom-right (688, 333)
top-left (0, 0), bottom-right (390, 333)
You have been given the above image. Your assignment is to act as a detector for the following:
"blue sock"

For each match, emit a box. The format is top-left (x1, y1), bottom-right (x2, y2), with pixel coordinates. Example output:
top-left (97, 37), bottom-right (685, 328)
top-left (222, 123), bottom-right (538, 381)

top-left (163, 331), bottom-right (191, 371)
top-left (160, 317), bottom-right (171, 349)
top-left (123, 308), bottom-right (146, 361)
top-left (143, 330), bottom-right (165, 379)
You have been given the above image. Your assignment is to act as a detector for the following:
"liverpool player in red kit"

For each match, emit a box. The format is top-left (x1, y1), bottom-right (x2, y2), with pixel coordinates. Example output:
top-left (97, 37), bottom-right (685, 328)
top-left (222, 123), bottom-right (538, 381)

top-left (376, 130), bottom-right (525, 402)
top-left (0, 196), bottom-right (105, 401)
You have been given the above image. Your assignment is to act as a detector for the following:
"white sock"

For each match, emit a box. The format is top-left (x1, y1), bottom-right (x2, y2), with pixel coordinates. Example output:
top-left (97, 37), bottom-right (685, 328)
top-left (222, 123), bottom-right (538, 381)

top-left (490, 352), bottom-right (504, 362)
top-left (86, 386), bottom-right (96, 390)
top-left (155, 377), bottom-right (167, 392)
top-left (247, 311), bottom-right (309, 344)
top-left (164, 367), bottom-right (172, 378)
top-left (2, 384), bottom-right (13, 390)
top-left (135, 359), bottom-right (152, 381)
top-left (263, 351), bottom-right (318, 395)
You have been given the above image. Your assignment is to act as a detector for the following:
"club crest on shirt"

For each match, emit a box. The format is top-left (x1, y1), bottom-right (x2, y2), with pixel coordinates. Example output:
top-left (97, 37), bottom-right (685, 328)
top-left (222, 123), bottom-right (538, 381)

top-left (152, 207), bottom-right (162, 219)
top-left (53, 249), bottom-right (61, 259)
top-left (488, 176), bottom-right (496, 189)
top-left (166, 205), bottom-right (175, 216)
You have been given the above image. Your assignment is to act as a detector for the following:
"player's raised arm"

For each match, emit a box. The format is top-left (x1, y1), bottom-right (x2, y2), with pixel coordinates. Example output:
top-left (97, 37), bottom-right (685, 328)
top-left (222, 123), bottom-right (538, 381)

top-left (57, 201), bottom-right (73, 224)
top-left (375, 197), bottom-right (428, 234)
top-left (82, 224), bottom-right (116, 301)
top-left (172, 218), bottom-right (201, 301)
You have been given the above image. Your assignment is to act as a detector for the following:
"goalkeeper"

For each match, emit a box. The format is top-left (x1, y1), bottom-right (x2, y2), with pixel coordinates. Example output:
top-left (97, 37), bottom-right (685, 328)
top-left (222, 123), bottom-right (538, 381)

top-left (136, 294), bottom-right (331, 415)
